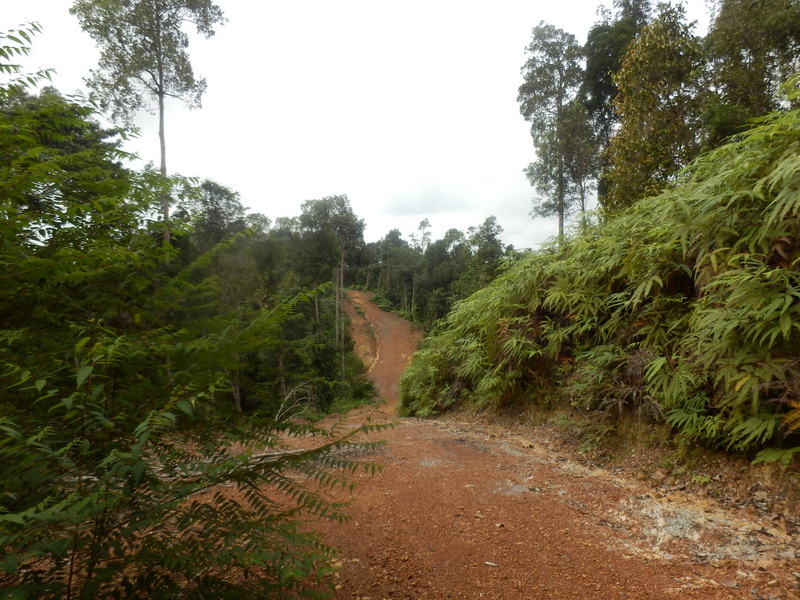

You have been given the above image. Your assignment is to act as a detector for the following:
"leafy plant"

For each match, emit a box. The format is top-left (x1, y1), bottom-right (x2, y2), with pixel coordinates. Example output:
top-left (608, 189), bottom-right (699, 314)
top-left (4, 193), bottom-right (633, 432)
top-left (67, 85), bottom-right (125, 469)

top-left (691, 474), bottom-right (712, 484)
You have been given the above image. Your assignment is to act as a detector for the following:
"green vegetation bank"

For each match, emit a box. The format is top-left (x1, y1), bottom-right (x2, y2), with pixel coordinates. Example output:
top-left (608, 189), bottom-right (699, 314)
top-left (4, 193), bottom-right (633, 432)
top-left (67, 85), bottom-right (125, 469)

top-left (400, 78), bottom-right (800, 465)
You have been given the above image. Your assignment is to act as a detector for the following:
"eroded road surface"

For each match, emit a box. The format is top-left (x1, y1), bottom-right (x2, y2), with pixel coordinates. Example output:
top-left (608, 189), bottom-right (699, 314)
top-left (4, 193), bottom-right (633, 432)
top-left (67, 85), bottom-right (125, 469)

top-left (316, 291), bottom-right (798, 599)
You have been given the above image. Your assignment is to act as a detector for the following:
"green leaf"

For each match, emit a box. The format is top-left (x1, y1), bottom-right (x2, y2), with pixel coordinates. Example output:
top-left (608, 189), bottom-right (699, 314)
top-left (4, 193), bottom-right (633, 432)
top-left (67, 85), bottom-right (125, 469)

top-left (0, 552), bottom-right (19, 574)
top-left (76, 365), bottom-right (93, 387)
top-left (61, 393), bottom-right (77, 410)
top-left (0, 514), bottom-right (25, 525)
top-left (132, 460), bottom-right (147, 484)
top-left (75, 336), bottom-right (92, 353)
top-left (176, 400), bottom-right (195, 418)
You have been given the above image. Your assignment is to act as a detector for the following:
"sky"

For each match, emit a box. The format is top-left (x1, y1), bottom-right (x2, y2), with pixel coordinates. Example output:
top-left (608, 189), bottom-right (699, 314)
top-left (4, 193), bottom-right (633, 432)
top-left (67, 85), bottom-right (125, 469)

top-left (4, 0), bottom-right (711, 250)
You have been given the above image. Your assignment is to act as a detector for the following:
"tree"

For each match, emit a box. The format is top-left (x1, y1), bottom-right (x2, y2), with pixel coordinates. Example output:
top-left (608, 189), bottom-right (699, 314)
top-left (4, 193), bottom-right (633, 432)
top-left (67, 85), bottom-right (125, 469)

top-left (174, 179), bottom-right (248, 255)
top-left (518, 23), bottom-right (584, 239)
top-left (604, 3), bottom-right (703, 210)
top-left (417, 228), bottom-right (468, 324)
top-left (410, 218), bottom-right (432, 253)
top-left (0, 23), bottom-right (53, 102)
top-left (371, 229), bottom-right (410, 300)
top-left (525, 99), bottom-right (598, 230)
top-left (582, 0), bottom-right (650, 148)
top-left (299, 195), bottom-right (365, 377)
top-left (70, 0), bottom-right (226, 242)
top-left (560, 100), bottom-right (599, 222)
top-left (0, 86), bottom-right (131, 248)
top-left (581, 0), bottom-right (650, 200)
top-left (387, 244), bottom-right (423, 313)
top-left (703, 0), bottom-right (800, 145)
top-left (457, 216), bottom-right (506, 295)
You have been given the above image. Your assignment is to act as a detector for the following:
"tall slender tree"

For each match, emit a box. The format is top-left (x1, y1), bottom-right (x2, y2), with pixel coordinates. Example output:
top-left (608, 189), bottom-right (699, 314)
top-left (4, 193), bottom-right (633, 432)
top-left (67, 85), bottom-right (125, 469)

top-left (299, 195), bottom-right (365, 377)
top-left (70, 0), bottom-right (225, 243)
top-left (581, 0), bottom-right (650, 200)
top-left (411, 218), bottom-right (432, 254)
top-left (518, 23), bottom-right (584, 239)
top-left (524, 99), bottom-right (598, 229)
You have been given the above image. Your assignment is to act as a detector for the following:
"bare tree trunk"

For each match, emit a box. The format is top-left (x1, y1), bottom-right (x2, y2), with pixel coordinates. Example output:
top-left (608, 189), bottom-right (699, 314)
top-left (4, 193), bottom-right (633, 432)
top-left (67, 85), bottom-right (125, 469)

top-left (313, 278), bottom-right (321, 335)
top-left (230, 373), bottom-right (242, 412)
top-left (340, 254), bottom-right (346, 380)
top-left (335, 270), bottom-right (340, 349)
top-left (158, 90), bottom-right (170, 245)
top-left (278, 355), bottom-right (287, 399)
top-left (411, 274), bottom-right (416, 315)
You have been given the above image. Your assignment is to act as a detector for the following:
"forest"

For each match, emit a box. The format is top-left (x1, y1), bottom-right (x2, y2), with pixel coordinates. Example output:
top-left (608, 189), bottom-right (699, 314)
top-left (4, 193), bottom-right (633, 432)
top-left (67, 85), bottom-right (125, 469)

top-left (0, 13), bottom-right (387, 600)
top-left (2, 0), bottom-right (800, 597)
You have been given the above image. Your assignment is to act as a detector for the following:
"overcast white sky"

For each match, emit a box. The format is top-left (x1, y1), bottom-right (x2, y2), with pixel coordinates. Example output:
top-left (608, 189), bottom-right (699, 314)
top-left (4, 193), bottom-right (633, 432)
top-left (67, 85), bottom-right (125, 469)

top-left (5, 1), bottom-right (710, 250)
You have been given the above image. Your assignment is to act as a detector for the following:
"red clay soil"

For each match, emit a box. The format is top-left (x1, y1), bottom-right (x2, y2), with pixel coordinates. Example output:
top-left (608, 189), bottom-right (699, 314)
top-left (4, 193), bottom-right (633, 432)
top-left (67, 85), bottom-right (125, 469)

top-left (313, 290), bottom-right (799, 600)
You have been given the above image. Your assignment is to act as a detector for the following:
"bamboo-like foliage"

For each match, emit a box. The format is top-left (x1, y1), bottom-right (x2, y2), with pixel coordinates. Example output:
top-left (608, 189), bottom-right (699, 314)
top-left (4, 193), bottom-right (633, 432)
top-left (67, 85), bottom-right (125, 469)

top-left (400, 75), bottom-right (800, 461)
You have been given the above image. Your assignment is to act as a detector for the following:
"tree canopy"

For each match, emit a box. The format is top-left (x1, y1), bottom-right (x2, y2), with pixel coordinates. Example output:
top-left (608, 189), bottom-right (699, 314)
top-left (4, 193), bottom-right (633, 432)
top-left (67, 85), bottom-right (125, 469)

top-left (518, 22), bottom-right (586, 238)
top-left (70, 0), bottom-right (226, 240)
top-left (604, 3), bottom-right (703, 210)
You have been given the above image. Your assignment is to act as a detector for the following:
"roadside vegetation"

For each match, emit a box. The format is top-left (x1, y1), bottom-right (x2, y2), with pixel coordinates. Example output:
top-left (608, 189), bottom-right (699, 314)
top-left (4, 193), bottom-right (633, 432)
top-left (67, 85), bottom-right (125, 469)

top-left (400, 0), bottom-right (800, 465)
top-left (400, 77), bottom-right (800, 464)
top-left (0, 23), bottom-right (380, 599)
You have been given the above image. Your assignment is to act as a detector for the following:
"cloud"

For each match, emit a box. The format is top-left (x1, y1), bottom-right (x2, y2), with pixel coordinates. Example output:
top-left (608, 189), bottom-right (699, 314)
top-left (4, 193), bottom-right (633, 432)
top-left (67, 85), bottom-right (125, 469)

top-left (382, 181), bottom-right (480, 217)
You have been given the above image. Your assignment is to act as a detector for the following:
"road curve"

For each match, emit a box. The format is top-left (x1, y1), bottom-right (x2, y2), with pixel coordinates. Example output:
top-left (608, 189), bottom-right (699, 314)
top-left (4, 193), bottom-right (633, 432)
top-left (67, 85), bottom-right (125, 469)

top-left (344, 290), bottom-right (422, 412)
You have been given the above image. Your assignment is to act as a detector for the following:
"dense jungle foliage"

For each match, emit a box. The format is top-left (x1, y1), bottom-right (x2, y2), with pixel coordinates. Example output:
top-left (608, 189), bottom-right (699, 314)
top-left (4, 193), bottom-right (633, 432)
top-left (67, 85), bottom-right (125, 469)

top-left (353, 215), bottom-right (518, 328)
top-left (0, 25), bottom-right (381, 599)
top-left (400, 76), bottom-right (800, 464)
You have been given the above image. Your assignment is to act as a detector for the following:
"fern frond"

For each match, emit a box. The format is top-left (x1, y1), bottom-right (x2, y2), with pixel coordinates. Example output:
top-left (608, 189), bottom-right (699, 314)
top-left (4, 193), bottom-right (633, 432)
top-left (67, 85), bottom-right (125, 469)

top-left (784, 401), bottom-right (800, 432)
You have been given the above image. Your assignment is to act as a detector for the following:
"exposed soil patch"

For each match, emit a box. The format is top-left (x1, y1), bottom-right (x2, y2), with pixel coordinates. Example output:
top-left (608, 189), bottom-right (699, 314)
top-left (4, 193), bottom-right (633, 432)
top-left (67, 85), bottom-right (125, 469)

top-left (316, 291), bottom-right (799, 599)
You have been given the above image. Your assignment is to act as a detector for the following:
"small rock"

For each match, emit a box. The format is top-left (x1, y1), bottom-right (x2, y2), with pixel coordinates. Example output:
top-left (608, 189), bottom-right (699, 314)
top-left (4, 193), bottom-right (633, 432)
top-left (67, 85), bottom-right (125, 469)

top-left (717, 578), bottom-right (738, 588)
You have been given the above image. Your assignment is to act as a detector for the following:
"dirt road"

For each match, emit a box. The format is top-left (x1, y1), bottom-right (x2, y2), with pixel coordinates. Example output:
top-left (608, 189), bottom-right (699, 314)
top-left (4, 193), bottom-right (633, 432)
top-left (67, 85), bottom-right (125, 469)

top-left (318, 290), bottom-right (798, 599)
